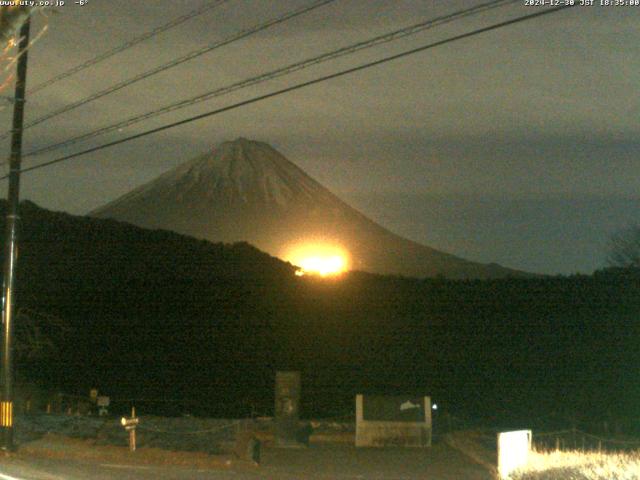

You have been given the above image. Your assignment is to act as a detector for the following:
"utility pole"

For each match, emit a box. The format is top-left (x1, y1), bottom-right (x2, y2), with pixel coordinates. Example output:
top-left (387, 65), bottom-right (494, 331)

top-left (1, 15), bottom-right (30, 451)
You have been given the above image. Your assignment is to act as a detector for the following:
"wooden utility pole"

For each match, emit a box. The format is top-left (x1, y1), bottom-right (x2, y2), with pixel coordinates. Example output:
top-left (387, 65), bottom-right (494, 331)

top-left (1, 15), bottom-right (30, 451)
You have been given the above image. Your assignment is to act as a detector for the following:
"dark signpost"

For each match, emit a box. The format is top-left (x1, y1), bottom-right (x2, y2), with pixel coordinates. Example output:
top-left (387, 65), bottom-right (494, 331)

top-left (274, 371), bottom-right (301, 447)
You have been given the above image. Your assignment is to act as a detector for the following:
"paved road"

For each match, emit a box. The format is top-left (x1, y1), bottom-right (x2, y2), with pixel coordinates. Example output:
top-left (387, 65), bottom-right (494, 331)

top-left (1, 443), bottom-right (492, 479)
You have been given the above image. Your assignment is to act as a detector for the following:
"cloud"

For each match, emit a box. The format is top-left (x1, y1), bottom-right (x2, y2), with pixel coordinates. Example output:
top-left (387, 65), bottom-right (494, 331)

top-left (0, 0), bottom-right (636, 220)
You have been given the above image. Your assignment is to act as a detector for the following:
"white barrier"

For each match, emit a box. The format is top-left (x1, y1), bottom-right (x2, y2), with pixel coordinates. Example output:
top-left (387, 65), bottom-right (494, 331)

top-left (497, 429), bottom-right (531, 479)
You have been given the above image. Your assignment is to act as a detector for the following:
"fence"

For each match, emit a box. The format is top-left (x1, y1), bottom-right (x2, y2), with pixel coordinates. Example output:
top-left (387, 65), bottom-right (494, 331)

top-left (533, 427), bottom-right (640, 452)
top-left (16, 389), bottom-right (640, 455)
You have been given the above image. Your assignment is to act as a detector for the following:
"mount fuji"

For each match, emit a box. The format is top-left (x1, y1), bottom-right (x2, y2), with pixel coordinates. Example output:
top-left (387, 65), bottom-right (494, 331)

top-left (91, 138), bottom-right (525, 279)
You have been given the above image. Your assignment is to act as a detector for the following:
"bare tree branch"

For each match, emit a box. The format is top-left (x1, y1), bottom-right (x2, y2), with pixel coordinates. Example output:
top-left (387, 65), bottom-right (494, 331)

top-left (0, 6), bottom-right (31, 43)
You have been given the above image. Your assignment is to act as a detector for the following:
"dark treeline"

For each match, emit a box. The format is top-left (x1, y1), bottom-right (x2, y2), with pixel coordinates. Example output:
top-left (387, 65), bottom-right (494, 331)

top-left (2, 201), bottom-right (639, 427)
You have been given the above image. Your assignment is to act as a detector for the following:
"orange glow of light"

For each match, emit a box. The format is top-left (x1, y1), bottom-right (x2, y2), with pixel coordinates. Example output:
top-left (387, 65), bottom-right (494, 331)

top-left (283, 243), bottom-right (350, 277)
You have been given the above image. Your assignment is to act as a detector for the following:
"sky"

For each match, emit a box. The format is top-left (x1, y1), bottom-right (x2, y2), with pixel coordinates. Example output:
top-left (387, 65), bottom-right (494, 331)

top-left (0, 0), bottom-right (638, 275)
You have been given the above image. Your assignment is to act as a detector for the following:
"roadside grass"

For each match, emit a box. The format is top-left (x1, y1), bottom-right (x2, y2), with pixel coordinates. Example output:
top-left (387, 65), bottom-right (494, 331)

top-left (509, 449), bottom-right (640, 480)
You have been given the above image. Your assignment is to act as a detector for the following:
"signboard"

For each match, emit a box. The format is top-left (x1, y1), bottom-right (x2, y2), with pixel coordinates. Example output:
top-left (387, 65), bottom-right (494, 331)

top-left (356, 394), bottom-right (432, 447)
top-left (363, 396), bottom-right (426, 423)
top-left (96, 396), bottom-right (110, 416)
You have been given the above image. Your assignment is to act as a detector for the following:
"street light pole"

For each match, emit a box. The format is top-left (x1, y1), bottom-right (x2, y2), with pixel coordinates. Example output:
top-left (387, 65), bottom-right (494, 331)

top-left (1, 15), bottom-right (30, 451)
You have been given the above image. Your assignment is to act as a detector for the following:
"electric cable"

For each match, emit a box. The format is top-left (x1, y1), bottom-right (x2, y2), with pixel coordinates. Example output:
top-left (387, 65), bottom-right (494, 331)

top-left (0, 4), bottom-right (575, 180)
top-left (27, 0), bottom-right (230, 95)
top-left (0, 0), bottom-right (336, 141)
top-left (23, 0), bottom-right (518, 159)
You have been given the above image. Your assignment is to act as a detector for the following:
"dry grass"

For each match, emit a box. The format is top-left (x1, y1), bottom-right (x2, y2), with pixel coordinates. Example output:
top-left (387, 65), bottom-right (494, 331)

top-left (509, 449), bottom-right (640, 480)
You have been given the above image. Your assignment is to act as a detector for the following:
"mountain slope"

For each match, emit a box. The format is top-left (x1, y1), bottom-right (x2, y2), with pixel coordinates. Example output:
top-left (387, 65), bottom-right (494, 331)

top-left (91, 138), bottom-right (526, 279)
top-left (1, 201), bottom-right (637, 422)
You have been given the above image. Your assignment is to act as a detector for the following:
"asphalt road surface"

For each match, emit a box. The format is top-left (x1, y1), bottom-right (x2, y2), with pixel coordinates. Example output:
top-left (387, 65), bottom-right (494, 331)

top-left (0, 443), bottom-right (492, 479)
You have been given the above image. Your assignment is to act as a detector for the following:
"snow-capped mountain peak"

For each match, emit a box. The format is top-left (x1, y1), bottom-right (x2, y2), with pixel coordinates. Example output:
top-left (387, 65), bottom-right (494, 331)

top-left (91, 138), bottom-right (526, 279)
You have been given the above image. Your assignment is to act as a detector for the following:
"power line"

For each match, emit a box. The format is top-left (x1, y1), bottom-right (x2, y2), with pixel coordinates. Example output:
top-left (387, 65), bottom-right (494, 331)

top-left (23, 0), bottom-right (518, 159)
top-left (0, 0), bottom-right (336, 141)
top-left (27, 0), bottom-right (230, 95)
top-left (0, 5), bottom-right (575, 181)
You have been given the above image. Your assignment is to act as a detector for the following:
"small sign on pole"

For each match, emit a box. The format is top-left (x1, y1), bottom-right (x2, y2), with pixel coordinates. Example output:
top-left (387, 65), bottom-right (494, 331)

top-left (121, 407), bottom-right (139, 452)
top-left (96, 396), bottom-right (110, 416)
